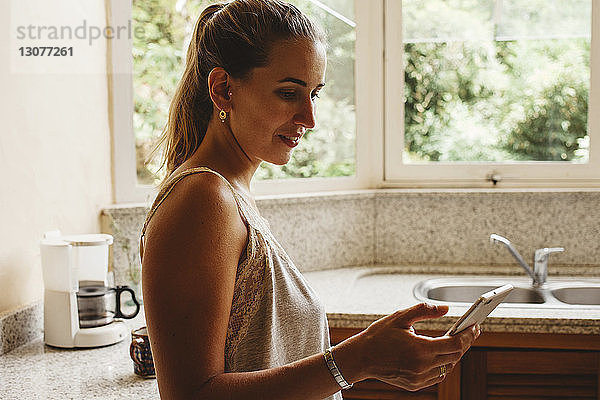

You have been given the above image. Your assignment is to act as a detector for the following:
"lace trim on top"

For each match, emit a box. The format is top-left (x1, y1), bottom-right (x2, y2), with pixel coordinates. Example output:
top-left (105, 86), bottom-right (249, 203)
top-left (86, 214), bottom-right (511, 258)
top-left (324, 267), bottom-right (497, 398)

top-left (140, 167), bottom-right (268, 366)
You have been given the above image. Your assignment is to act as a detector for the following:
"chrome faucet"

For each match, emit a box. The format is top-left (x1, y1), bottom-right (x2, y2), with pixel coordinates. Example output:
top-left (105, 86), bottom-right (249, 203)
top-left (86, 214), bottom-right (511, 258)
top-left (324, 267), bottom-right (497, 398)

top-left (534, 247), bottom-right (565, 287)
top-left (490, 234), bottom-right (564, 287)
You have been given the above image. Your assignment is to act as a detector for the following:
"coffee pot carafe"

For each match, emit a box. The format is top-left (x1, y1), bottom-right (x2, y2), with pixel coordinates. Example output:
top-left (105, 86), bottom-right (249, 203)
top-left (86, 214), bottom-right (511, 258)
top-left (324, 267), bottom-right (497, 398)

top-left (41, 231), bottom-right (140, 348)
top-left (77, 285), bottom-right (140, 328)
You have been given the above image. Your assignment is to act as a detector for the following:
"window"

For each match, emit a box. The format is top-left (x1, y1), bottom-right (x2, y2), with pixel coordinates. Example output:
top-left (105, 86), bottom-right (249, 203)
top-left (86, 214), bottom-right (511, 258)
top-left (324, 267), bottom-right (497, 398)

top-left (109, 1), bottom-right (599, 203)
top-left (385, 0), bottom-right (600, 187)
top-left (110, 0), bottom-right (373, 203)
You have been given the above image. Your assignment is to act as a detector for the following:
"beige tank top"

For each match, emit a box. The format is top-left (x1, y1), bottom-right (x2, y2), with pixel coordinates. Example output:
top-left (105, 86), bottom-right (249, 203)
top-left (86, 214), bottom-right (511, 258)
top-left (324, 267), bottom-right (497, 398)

top-left (140, 167), bottom-right (342, 400)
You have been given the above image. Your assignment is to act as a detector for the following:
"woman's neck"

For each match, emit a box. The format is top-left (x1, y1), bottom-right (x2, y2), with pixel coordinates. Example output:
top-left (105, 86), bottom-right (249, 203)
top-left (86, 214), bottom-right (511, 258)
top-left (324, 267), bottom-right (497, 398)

top-left (178, 120), bottom-right (259, 195)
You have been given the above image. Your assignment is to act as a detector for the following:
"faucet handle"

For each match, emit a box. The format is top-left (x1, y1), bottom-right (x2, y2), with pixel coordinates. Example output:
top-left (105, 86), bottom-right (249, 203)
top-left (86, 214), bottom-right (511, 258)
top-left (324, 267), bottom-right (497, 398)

top-left (535, 247), bottom-right (565, 262)
top-left (533, 247), bottom-right (564, 286)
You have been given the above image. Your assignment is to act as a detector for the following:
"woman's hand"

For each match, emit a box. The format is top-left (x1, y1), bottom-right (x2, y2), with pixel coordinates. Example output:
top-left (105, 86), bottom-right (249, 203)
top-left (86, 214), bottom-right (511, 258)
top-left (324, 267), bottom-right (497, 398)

top-left (335, 303), bottom-right (480, 392)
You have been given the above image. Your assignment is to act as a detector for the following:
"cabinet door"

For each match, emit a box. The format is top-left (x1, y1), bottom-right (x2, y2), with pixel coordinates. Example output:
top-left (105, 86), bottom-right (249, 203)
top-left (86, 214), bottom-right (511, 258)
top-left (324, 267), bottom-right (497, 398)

top-left (461, 348), bottom-right (600, 400)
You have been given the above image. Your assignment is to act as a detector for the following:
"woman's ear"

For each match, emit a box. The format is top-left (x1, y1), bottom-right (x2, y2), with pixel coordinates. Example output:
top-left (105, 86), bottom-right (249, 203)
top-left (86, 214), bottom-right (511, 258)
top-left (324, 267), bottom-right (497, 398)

top-left (207, 67), bottom-right (232, 112)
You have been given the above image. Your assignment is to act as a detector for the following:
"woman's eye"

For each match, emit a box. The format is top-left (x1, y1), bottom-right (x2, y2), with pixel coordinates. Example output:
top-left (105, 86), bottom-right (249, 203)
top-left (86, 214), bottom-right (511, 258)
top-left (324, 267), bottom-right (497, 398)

top-left (279, 90), bottom-right (297, 100)
top-left (278, 89), bottom-right (321, 101)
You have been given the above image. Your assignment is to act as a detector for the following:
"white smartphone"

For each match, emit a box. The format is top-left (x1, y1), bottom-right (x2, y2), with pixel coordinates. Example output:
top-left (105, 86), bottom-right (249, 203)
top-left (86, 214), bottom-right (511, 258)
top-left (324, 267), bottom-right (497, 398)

top-left (445, 284), bottom-right (514, 336)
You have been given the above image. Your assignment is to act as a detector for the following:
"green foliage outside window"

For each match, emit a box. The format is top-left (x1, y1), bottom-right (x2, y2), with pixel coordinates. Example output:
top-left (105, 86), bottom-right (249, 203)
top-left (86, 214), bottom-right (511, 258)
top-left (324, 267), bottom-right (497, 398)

top-left (133, 0), bottom-right (208, 185)
top-left (402, 0), bottom-right (590, 163)
top-left (133, 0), bottom-right (591, 187)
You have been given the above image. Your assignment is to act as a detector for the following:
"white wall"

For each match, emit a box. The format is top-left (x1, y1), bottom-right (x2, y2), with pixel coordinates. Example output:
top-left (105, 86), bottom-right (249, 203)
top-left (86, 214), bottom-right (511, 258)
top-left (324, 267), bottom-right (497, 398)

top-left (0, 0), bottom-right (113, 314)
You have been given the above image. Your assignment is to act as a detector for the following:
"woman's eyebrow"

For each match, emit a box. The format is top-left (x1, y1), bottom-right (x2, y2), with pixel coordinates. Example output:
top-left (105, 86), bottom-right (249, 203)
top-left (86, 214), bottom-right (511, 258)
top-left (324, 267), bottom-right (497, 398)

top-left (278, 77), bottom-right (325, 88)
top-left (278, 77), bottom-right (306, 86)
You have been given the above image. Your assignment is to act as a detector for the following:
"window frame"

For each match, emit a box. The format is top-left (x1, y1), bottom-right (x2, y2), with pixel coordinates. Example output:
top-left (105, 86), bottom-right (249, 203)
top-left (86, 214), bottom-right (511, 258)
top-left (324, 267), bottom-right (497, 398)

top-left (108, 0), bottom-right (382, 203)
top-left (383, 0), bottom-right (600, 188)
top-left (109, 0), bottom-right (600, 204)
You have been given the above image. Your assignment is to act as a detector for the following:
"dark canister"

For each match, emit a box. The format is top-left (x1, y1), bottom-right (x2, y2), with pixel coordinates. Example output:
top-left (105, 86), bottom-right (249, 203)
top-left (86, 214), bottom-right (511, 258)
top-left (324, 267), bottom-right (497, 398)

top-left (130, 326), bottom-right (155, 378)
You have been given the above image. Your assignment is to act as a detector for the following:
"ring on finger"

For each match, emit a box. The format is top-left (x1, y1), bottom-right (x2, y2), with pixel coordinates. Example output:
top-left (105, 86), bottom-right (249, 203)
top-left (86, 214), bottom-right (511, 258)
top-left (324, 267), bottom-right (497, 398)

top-left (438, 364), bottom-right (447, 378)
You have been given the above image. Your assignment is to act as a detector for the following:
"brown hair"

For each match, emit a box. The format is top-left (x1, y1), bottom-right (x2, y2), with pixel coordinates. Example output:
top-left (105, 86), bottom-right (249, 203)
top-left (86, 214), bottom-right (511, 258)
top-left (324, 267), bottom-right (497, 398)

top-left (149, 0), bottom-right (326, 189)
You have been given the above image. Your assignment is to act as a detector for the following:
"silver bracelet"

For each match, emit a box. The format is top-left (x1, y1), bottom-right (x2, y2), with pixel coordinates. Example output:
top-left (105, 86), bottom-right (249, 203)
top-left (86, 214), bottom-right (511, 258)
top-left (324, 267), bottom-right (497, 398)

top-left (323, 346), bottom-right (353, 390)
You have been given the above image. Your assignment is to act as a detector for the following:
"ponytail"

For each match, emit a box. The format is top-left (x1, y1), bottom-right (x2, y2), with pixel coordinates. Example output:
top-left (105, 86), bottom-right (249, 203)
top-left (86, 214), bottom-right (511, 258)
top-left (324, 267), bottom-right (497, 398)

top-left (148, 4), bottom-right (226, 191)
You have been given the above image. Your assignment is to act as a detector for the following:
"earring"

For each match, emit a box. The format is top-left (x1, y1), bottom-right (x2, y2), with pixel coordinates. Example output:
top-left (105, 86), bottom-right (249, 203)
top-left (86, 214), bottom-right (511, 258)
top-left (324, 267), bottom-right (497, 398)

top-left (219, 109), bottom-right (227, 122)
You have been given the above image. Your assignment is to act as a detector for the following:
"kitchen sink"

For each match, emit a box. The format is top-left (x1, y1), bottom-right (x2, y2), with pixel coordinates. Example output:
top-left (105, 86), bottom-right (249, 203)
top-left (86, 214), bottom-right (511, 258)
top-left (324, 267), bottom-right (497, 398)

top-left (426, 285), bottom-right (545, 304)
top-left (413, 277), bottom-right (600, 308)
top-left (551, 287), bottom-right (600, 305)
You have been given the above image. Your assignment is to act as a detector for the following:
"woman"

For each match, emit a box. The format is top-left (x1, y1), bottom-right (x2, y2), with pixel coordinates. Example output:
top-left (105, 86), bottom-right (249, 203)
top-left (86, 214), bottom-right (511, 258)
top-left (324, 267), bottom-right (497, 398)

top-left (140, 1), bottom-right (479, 399)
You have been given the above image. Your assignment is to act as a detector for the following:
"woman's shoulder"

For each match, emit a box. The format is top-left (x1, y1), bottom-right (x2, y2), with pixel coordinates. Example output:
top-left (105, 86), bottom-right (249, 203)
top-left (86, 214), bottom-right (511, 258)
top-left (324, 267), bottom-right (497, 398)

top-left (144, 170), bottom-right (246, 248)
top-left (165, 168), bottom-right (236, 203)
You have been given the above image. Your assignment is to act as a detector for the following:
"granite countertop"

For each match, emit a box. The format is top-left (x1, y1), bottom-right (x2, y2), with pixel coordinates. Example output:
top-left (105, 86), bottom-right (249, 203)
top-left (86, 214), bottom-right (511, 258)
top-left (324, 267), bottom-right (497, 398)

top-left (3, 265), bottom-right (600, 399)
top-left (303, 265), bottom-right (600, 335)
top-left (0, 311), bottom-right (158, 400)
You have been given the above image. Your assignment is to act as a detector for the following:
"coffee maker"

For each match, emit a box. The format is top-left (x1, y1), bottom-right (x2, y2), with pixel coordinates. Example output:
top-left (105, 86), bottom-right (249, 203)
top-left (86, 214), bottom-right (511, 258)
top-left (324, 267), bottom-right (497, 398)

top-left (40, 231), bottom-right (140, 348)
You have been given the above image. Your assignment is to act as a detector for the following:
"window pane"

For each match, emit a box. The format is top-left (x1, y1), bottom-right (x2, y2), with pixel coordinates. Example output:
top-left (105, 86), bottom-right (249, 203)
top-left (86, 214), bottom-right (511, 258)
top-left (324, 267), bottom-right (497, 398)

top-left (133, 0), bottom-right (355, 185)
top-left (133, 0), bottom-right (216, 186)
top-left (402, 0), bottom-right (591, 163)
top-left (255, 0), bottom-right (356, 180)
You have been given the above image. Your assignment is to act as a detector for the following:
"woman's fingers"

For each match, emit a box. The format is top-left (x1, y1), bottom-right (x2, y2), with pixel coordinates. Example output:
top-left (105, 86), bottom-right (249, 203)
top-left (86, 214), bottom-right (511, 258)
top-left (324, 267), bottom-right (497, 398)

top-left (434, 351), bottom-right (462, 366)
top-left (363, 306), bottom-right (481, 392)
top-left (407, 325), bottom-right (479, 381)
top-left (424, 364), bottom-right (453, 388)
top-left (392, 303), bottom-right (449, 328)
top-left (421, 324), bottom-right (480, 355)
top-left (402, 363), bottom-right (454, 392)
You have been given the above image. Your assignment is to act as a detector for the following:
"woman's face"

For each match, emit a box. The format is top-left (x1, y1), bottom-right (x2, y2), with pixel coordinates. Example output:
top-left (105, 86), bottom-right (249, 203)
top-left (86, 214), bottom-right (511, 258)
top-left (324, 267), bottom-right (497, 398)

top-left (228, 38), bottom-right (327, 166)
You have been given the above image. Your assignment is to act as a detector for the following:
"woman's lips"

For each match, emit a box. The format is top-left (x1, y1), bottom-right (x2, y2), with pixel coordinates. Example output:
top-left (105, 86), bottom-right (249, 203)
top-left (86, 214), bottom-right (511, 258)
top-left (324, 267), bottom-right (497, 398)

top-left (277, 127), bottom-right (305, 148)
top-left (278, 134), bottom-right (301, 147)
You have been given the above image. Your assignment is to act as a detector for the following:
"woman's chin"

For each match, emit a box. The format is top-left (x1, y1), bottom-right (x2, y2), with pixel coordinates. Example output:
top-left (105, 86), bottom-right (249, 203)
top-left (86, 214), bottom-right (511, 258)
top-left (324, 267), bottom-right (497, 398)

top-left (264, 154), bottom-right (294, 166)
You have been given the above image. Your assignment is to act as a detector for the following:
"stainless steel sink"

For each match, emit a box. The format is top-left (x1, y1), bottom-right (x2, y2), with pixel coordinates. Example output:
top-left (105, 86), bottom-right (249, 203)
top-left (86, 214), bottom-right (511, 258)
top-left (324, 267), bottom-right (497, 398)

top-left (413, 277), bottom-right (600, 308)
top-left (551, 287), bottom-right (600, 305)
top-left (426, 285), bottom-right (544, 304)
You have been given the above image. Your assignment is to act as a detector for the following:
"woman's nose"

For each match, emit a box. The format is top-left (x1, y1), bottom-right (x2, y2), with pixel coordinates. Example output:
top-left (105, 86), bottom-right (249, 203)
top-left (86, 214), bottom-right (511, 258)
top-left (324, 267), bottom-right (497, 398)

top-left (293, 97), bottom-right (317, 129)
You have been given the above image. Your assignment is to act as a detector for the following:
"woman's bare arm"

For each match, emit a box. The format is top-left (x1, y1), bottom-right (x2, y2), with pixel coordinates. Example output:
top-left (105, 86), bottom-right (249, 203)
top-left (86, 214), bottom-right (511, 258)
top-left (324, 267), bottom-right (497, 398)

top-left (142, 173), bottom-right (247, 398)
top-left (142, 173), bottom-right (478, 400)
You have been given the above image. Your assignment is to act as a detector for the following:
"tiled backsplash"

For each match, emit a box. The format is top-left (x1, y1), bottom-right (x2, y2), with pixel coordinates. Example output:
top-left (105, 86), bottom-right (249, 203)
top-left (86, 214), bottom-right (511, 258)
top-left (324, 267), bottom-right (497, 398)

top-left (255, 191), bottom-right (377, 272)
top-left (101, 189), bottom-right (600, 288)
top-left (374, 190), bottom-right (600, 274)
top-left (0, 301), bottom-right (42, 356)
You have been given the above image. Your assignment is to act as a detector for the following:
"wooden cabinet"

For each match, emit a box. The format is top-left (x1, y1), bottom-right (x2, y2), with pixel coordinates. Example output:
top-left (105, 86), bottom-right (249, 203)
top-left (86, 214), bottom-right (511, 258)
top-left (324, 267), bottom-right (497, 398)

top-left (462, 349), bottom-right (599, 400)
top-left (331, 328), bottom-right (600, 400)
